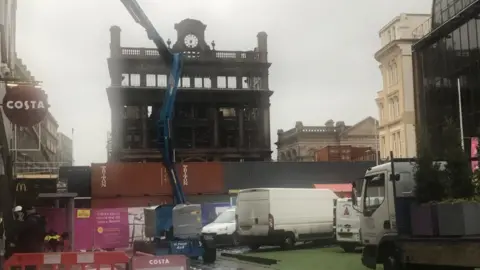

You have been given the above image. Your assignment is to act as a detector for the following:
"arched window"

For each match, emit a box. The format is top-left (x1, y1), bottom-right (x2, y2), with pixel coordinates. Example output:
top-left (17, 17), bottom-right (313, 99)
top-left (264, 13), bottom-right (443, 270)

top-left (392, 62), bottom-right (398, 84)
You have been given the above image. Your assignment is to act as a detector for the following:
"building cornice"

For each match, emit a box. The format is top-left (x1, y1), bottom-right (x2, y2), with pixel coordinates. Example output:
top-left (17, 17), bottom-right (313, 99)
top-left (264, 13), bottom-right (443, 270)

top-left (374, 39), bottom-right (418, 61)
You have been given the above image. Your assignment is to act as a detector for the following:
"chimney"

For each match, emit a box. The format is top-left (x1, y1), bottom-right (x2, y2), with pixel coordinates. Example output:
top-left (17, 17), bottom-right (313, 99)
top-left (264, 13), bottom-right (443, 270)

top-left (110, 26), bottom-right (121, 58)
top-left (257, 31), bottom-right (268, 62)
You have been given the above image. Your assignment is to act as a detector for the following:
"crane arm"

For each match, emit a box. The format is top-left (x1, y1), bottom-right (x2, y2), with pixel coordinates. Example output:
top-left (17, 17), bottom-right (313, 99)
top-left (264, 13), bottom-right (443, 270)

top-left (120, 0), bottom-right (185, 204)
top-left (120, 0), bottom-right (172, 64)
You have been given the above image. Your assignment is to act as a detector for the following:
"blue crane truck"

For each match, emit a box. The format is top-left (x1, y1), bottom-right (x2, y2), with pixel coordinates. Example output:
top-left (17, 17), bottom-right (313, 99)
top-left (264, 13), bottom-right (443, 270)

top-left (119, 0), bottom-right (217, 263)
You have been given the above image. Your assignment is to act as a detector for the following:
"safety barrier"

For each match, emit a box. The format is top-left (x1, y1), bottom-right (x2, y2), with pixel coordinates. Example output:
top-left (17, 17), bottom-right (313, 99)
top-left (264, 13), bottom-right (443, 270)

top-left (4, 251), bottom-right (130, 270)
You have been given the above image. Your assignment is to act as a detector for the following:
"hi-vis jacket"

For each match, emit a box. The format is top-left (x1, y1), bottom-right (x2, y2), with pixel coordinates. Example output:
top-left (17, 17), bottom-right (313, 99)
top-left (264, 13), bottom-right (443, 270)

top-left (44, 235), bottom-right (60, 241)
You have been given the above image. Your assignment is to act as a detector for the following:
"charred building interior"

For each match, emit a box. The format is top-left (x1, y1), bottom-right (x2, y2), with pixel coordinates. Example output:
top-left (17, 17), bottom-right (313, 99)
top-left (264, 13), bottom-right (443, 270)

top-left (107, 19), bottom-right (273, 162)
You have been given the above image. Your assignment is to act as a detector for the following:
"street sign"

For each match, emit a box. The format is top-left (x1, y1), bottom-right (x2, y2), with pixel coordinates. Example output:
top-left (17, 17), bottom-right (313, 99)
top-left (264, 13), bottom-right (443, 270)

top-left (131, 255), bottom-right (189, 270)
top-left (2, 84), bottom-right (49, 127)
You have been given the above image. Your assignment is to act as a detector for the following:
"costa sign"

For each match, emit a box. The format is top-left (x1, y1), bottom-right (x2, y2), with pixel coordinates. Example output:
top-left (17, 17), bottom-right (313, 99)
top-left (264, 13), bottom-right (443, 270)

top-left (2, 84), bottom-right (49, 127)
top-left (132, 255), bottom-right (188, 270)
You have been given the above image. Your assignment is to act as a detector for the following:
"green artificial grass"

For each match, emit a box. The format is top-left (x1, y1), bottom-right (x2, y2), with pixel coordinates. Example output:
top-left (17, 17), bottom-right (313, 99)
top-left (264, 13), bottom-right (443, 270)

top-left (247, 246), bottom-right (379, 270)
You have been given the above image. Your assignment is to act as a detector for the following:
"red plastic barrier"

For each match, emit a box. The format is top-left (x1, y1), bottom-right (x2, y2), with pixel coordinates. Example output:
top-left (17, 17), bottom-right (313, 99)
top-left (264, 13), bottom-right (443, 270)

top-left (4, 251), bottom-right (129, 270)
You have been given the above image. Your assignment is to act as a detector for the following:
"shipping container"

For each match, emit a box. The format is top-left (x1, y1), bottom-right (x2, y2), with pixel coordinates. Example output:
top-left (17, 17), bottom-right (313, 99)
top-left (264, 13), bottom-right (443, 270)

top-left (91, 163), bottom-right (169, 197)
top-left (177, 162), bottom-right (225, 195)
top-left (91, 162), bottom-right (225, 198)
top-left (59, 166), bottom-right (91, 198)
top-left (223, 161), bottom-right (375, 190)
top-left (91, 196), bottom-right (172, 208)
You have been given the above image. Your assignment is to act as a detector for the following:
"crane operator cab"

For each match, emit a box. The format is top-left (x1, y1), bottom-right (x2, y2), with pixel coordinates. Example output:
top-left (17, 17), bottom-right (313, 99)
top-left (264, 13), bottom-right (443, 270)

top-left (144, 204), bottom-right (217, 263)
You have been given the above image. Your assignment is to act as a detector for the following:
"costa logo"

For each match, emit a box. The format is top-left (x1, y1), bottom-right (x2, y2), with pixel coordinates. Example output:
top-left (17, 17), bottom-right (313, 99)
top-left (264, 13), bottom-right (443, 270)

top-left (132, 255), bottom-right (187, 269)
top-left (2, 84), bottom-right (49, 127)
top-left (149, 259), bottom-right (170, 265)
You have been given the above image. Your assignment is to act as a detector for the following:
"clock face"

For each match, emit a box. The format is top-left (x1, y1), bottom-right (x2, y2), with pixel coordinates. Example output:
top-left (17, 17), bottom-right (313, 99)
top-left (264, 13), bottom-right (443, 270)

top-left (184, 34), bottom-right (199, 49)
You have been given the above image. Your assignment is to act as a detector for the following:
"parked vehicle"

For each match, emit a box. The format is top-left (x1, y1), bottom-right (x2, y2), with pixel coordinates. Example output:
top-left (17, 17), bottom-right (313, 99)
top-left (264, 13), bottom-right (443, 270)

top-left (355, 157), bottom-right (479, 269)
top-left (334, 198), bottom-right (361, 252)
top-left (201, 207), bottom-right (238, 246)
top-left (236, 188), bottom-right (338, 250)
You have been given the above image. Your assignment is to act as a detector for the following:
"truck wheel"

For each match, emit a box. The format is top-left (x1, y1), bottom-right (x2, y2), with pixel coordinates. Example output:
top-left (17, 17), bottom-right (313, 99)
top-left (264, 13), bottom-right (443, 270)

top-left (232, 232), bottom-right (240, 247)
top-left (280, 233), bottom-right (295, 250)
top-left (340, 243), bottom-right (356, 253)
top-left (383, 252), bottom-right (402, 270)
top-left (203, 247), bottom-right (216, 264)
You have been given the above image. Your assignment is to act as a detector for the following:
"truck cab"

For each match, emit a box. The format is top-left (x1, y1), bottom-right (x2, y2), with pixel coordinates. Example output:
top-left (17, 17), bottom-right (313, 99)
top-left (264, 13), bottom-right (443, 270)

top-left (355, 161), bottom-right (416, 269)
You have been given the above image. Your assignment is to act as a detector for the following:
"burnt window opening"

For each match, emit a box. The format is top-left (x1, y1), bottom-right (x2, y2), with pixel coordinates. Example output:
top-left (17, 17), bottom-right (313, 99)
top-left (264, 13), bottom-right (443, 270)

top-left (219, 107), bottom-right (236, 118)
top-left (181, 77), bottom-right (191, 88)
top-left (227, 77), bottom-right (236, 89)
top-left (124, 132), bottom-right (141, 149)
top-left (203, 77), bottom-right (212, 88)
top-left (194, 77), bottom-right (203, 88)
top-left (195, 105), bottom-right (208, 119)
top-left (146, 74), bottom-right (157, 87)
top-left (245, 108), bottom-right (258, 121)
top-left (157, 74), bottom-right (168, 87)
top-left (194, 127), bottom-right (211, 148)
top-left (175, 105), bottom-right (193, 119)
top-left (217, 76), bottom-right (227, 89)
top-left (176, 127), bottom-right (193, 148)
top-left (219, 128), bottom-right (237, 148)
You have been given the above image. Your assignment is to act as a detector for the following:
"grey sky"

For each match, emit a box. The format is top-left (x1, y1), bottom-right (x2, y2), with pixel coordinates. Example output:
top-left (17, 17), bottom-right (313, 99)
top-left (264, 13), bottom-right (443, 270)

top-left (15, 0), bottom-right (432, 165)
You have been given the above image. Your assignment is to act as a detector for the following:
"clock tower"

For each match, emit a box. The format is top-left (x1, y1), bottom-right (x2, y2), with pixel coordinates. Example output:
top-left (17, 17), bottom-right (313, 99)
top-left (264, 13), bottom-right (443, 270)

top-left (172, 18), bottom-right (211, 51)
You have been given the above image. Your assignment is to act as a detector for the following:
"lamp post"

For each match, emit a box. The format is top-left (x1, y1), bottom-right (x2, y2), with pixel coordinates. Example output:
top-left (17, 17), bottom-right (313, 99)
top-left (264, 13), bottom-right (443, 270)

top-left (457, 78), bottom-right (465, 151)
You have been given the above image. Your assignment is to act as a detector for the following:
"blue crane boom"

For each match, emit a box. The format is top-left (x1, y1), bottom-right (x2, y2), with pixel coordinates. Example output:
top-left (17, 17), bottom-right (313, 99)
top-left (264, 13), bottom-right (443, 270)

top-left (120, 0), bottom-right (186, 205)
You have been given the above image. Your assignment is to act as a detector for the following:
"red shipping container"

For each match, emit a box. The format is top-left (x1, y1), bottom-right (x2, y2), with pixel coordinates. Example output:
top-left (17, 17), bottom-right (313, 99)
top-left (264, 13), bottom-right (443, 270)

top-left (91, 163), bottom-right (170, 198)
top-left (174, 162), bottom-right (226, 195)
top-left (91, 162), bottom-right (225, 198)
top-left (91, 196), bottom-right (172, 208)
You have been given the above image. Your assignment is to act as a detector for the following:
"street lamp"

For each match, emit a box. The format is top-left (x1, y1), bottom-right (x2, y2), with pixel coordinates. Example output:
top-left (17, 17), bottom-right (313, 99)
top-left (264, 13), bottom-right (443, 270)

top-left (457, 78), bottom-right (465, 151)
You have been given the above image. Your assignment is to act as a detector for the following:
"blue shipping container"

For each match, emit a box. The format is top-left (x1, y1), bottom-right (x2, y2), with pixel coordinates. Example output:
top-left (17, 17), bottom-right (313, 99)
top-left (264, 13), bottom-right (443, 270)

top-left (201, 202), bottom-right (231, 225)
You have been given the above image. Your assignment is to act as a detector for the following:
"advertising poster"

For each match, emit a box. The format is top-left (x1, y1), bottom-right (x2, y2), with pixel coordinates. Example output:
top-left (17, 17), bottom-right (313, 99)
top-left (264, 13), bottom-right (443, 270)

top-left (94, 208), bottom-right (129, 249)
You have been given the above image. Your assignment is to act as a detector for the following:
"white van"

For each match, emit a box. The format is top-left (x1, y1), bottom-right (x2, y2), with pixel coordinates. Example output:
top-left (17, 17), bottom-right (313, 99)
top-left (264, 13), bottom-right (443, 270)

top-left (201, 207), bottom-right (238, 246)
top-left (236, 188), bottom-right (338, 250)
top-left (334, 198), bottom-right (361, 252)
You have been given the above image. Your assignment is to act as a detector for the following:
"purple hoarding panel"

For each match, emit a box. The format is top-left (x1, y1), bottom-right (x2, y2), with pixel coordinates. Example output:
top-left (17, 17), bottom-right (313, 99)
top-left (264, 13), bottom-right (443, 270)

top-left (94, 208), bottom-right (129, 249)
top-left (75, 209), bottom-right (94, 250)
top-left (223, 161), bottom-right (375, 190)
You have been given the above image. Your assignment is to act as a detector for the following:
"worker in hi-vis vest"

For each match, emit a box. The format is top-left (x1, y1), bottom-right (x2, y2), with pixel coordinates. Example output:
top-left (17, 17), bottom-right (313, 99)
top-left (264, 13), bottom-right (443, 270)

top-left (44, 230), bottom-right (61, 252)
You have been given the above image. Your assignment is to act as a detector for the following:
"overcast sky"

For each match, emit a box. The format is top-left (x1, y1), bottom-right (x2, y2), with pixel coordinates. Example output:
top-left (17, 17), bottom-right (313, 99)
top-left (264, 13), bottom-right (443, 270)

top-left (15, 0), bottom-right (432, 165)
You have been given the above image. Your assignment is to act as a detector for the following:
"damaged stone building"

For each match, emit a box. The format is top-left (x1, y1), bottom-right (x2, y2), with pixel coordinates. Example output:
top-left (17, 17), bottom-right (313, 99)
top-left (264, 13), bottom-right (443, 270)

top-left (107, 19), bottom-right (273, 162)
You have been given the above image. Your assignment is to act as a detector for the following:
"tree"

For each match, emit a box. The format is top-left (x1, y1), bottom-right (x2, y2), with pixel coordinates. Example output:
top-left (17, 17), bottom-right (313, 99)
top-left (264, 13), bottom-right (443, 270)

top-left (414, 128), bottom-right (445, 203)
top-left (442, 118), bottom-right (474, 199)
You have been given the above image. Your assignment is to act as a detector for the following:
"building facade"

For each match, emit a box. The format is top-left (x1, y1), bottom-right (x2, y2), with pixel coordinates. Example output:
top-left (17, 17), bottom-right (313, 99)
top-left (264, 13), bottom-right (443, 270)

top-left (276, 117), bottom-right (378, 162)
top-left (413, 0), bottom-right (480, 158)
top-left (375, 13), bottom-right (430, 159)
top-left (107, 19), bottom-right (272, 162)
top-left (0, 0), bottom-right (18, 166)
top-left (56, 132), bottom-right (73, 166)
top-left (314, 145), bottom-right (376, 162)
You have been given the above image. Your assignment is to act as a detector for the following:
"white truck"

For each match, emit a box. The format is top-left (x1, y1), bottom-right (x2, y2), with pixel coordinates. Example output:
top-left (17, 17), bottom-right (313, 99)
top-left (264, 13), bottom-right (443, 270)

top-left (355, 158), bottom-right (477, 270)
top-left (334, 198), bottom-right (361, 252)
top-left (236, 188), bottom-right (338, 250)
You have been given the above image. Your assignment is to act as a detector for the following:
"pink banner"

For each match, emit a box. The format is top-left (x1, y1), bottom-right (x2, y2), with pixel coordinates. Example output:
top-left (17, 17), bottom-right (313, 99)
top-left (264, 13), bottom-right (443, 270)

top-left (472, 137), bottom-right (479, 172)
top-left (93, 208), bottom-right (129, 249)
top-left (38, 208), bottom-right (129, 251)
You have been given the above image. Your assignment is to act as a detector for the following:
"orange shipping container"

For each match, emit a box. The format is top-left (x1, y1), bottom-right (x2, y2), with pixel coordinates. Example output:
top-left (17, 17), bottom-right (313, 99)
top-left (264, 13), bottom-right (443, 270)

top-left (174, 162), bottom-right (225, 195)
top-left (91, 162), bottom-right (225, 198)
top-left (91, 196), bottom-right (172, 208)
top-left (91, 163), bottom-right (170, 197)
